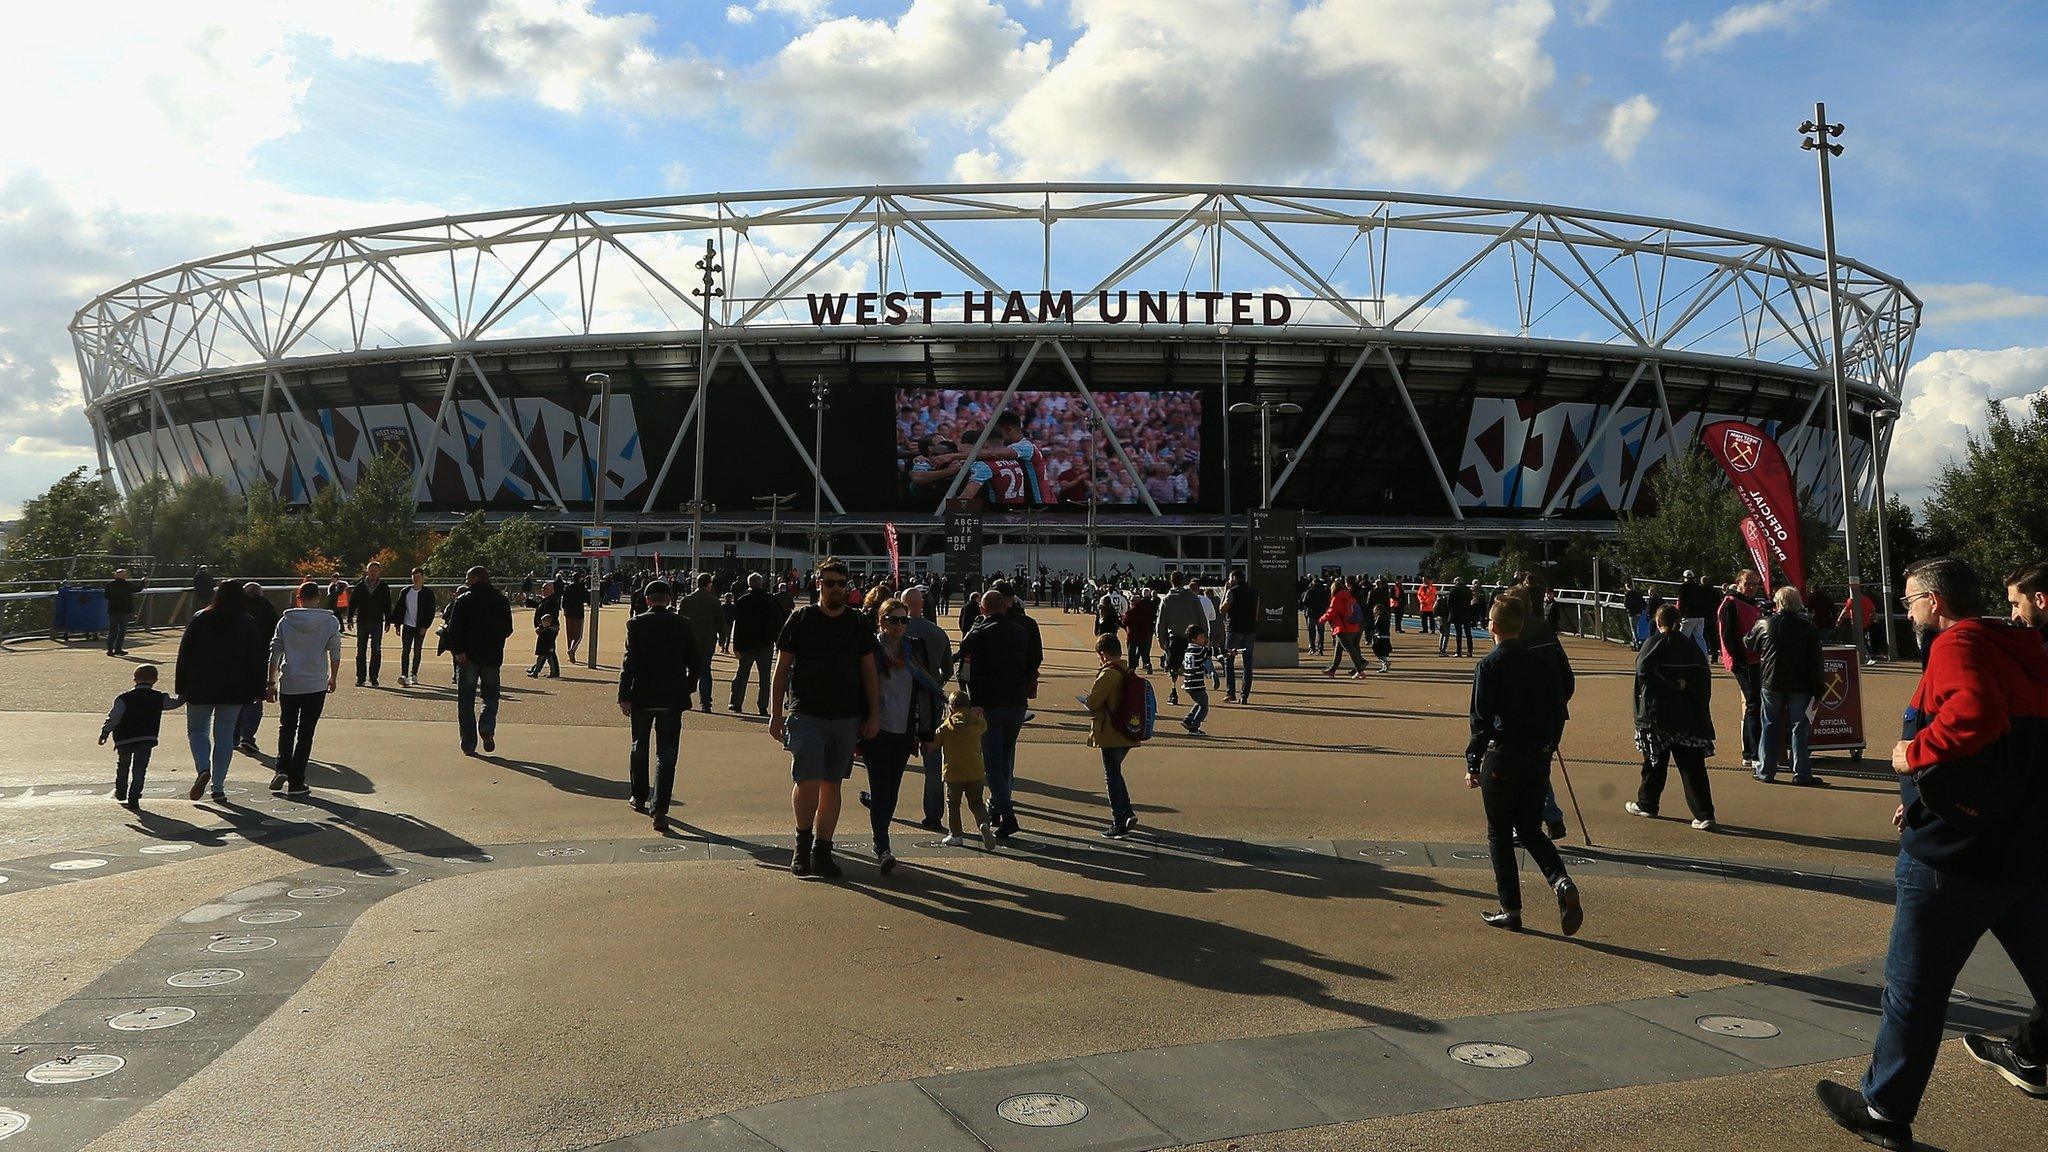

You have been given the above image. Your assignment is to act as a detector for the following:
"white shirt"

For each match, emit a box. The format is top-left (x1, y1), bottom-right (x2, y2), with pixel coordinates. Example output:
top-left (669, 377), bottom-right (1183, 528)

top-left (401, 585), bottom-right (425, 628)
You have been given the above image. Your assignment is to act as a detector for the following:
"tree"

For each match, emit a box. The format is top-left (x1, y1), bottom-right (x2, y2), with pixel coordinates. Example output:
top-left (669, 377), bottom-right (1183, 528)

top-left (1921, 395), bottom-right (2048, 585)
top-left (1419, 535), bottom-right (1477, 582)
top-left (423, 513), bottom-right (546, 581)
top-left (3, 467), bottom-right (115, 572)
top-left (1605, 448), bottom-right (1747, 585)
top-left (329, 446), bottom-right (424, 568)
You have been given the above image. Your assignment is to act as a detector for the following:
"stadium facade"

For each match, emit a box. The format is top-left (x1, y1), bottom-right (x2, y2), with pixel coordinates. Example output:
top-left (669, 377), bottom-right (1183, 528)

top-left (70, 184), bottom-right (1919, 561)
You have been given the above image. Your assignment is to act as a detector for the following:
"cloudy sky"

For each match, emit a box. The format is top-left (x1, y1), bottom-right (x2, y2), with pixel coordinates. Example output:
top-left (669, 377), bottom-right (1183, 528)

top-left (3, 0), bottom-right (2045, 516)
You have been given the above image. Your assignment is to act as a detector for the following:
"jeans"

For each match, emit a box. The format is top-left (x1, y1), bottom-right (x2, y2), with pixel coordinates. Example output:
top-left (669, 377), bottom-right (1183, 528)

top-left (236, 697), bottom-right (264, 746)
top-left (1184, 686), bottom-right (1210, 730)
top-left (860, 730), bottom-right (915, 854)
top-left (1307, 616), bottom-right (1326, 653)
top-left (1328, 631), bottom-right (1366, 673)
top-left (1758, 691), bottom-right (1813, 781)
top-left (979, 705), bottom-right (1027, 825)
top-left (1864, 852), bottom-right (2048, 1123)
top-left (356, 623), bottom-right (384, 683)
top-left (1130, 631), bottom-right (1153, 671)
top-left (185, 703), bottom-right (241, 789)
top-left (1479, 763), bottom-right (1572, 912)
top-left (1101, 745), bottom-right (1134, 827)
top-left (1732, 663), bottom-right (1762, 762)
top-left (1456, 621), bottom-right (1476, 656)
top-left (1679, 617), bottom-right (1707, 655)
top-left (629, 707), bottom-right (682, 813)
top-left (107, 613), bottom-right (131, 653)
top-left (530, 647), bottom-right (559, 676)
top-left (115, 745), bottom-right (152, 802)
top-left (695, 654), bottom-right (715, 711)
top-left (277, 691), bottom-right (326, 787)
top-left (401, 626), bottom-right (427, 678)
top-left (1633, 613), bottom-right (1651, 648)
top-left (731, 646), bottom-right (773, 712)
top-left (1223, 634), bottom-right (1255, 698)
top-left (919, 741), bottom-right (945, 825)
top-left (456, 662), bottom-right (501, 752)
top-left (1637, 742), bottom-right (1715, 821)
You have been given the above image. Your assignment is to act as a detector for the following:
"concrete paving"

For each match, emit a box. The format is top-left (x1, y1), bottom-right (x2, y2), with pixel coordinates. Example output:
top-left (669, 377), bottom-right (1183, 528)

top-left (0, 614), bottom-right (2038, 1151)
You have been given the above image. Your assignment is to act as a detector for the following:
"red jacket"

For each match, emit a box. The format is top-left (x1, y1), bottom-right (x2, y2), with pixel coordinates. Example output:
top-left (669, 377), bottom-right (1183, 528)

top-left (1837, 593), bottom-right (1874, 630)
top-left (1320, 586), bottom-right (1362, 635)
top-left (1900, 618), bottom-right (2048, 875)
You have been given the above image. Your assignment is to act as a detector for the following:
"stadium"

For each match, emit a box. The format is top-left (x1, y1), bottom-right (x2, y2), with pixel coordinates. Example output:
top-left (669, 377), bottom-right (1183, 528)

top-left (70, 184), bottom-right (1920, 567)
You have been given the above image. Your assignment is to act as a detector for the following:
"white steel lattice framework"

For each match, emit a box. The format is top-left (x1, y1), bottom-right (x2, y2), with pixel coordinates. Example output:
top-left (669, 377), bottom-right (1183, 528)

top-left (71, 183), bottom-right (1919, 521)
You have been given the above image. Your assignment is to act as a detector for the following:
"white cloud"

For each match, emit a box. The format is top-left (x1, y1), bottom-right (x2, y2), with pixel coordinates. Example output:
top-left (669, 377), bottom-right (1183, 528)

top-left (661, 160), bottom-right (695, 191)
top-left (1602, 94), bottom-right (1659, 163)
top-left (1665, 0), bottom-right (1827, 63)
top-left (950, 148), bottom-right (1007, 183)
top-left (726, 5), bottom-right (755, 23)
top-left (1918, 283), bottom-right (2048, 330)
top-left (987, 0), bottom-right (1560, 186)
top-left (1891, 345), bottom-right (2048, 500)
top-left (1575, 0), bottom-right (1618, 22)
top-left (754, 0), bottom-right (834, 21)
top-left (747, 0), bottom-right (1051, 179)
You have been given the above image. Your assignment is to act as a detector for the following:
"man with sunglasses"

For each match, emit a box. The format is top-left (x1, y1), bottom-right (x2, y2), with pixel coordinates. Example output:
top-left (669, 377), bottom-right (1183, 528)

top-left (769, 558), bottom-right (880, 878)
top-left (1816, 557), bottom-right (2048, 1146)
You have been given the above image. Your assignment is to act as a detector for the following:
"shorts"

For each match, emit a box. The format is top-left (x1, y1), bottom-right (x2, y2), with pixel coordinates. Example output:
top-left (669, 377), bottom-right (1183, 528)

top-left (786, 713), bottom-right (860, 783)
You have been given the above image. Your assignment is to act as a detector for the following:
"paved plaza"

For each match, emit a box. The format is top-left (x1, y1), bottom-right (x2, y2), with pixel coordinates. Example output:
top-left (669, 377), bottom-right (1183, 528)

top-left (0, 616), bottom-right (2038, 1151)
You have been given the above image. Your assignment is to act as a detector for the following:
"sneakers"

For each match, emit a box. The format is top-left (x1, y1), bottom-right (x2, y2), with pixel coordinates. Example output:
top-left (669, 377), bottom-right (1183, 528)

top-left (877, 850), bottom-right (897, 875)
top-left (1625, 801), bottom-right (1656, 818)
top-left (940, 833), bottom-right (963, 847)
top-left (235, 740), bottom-right (260, 756)
top-left (481, 734), bottom-right (495, 754)
top-left (188, 773), bottom-right (208, 801)
top-left (1101, 824), bottom-right (1127, 839)
top-left (1964, 1033), bottom-right (2048, 1096)
top-left (857, 790), bottom-right (872, 809)
top-left (269, 772), bottom-right (288, 791)
top-left (1691, 817), bottom-right (1717, 831)
top-left (1482, 908), bottom-right (1522, 931)
top-left (1815, 1080), bottom-right (1912, 1150)
top-left (979, 822), bottom-right (998, 850)
top-left (286, 784), bottom-right (309, 796)
top-left (1555, 878), bottom-right (1584, 937)
top-left (629, 798), bottom-right (646, 814)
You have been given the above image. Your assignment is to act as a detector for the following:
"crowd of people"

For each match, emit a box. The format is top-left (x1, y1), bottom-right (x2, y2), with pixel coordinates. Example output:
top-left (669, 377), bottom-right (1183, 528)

top-left (79, 548), bottom-right (2048, 1151)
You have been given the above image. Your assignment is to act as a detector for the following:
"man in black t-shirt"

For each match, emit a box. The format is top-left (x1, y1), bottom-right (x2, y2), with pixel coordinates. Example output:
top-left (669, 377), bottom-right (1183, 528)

top-left (769, 558), bottom-right (879, 879)
top-left (1221, 570), bottom-right (1260, 703)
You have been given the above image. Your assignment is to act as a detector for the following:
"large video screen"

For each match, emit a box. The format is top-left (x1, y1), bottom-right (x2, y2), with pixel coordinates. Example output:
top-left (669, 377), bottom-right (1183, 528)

top-left (897, 389), bottom-right (1202, 508)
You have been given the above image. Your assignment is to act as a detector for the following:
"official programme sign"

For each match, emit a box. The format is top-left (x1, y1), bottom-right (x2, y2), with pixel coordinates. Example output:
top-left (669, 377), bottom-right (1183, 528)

top-left (580, 527), bottom-right (613, 557)
top-left (1810, 645), bottom-right (1867, 757)
top-left (806, 290), bottom-right (1297, 328)
top-left (943, 501), bottom-right (982, 584)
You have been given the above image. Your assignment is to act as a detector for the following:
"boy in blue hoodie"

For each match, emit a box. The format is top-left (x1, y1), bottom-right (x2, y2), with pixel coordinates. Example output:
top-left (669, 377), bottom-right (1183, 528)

top-left (100, 665), bottom-right (182, 810)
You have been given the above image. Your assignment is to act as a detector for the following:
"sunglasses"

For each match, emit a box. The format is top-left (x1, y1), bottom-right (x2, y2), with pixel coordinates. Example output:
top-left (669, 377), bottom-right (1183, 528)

top-left (819, 578), bottom-right (848, 587)
top-left (884, 615), bottom-right (910, 625)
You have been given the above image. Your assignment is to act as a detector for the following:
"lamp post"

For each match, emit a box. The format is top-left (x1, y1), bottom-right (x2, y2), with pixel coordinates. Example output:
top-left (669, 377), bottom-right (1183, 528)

top-left (585, 371), bottom-right (610, 670)
top-left (689, 239), bottom-right (723, 576)
top-left (1801, 103), bottom-right (1866, 656)
top-left (1869, 407), bottom-right (1897, 660)
top-left (753, 492), bottom-right (795, 581)
top-left (1227, 399), bottom-right (1303, 509)
top-left (1219, 325), bottom-right (1235, 570)
top-left (809, 376), bottom-right (829, 562)
top-left (1085, 411), bottom-right (1101, 581)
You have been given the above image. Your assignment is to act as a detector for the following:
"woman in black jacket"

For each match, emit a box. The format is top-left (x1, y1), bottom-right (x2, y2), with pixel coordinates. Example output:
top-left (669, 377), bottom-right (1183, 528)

top-left (1627, 604), bottom-right (1718, 829)
top-left (174, 583), bottom-right (265, 803)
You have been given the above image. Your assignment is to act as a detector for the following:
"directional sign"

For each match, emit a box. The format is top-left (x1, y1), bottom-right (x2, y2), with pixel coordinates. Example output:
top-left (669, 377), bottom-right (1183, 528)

top-left (580, 527), bottom-right (613, 557)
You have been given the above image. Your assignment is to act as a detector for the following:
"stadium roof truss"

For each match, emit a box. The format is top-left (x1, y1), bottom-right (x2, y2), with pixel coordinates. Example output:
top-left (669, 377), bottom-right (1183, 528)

top-left (72, 184), bottom-right (1919, 520)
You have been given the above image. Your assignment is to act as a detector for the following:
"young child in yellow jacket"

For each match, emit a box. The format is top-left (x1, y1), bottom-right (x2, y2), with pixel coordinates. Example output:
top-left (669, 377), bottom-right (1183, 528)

top-left (929, 690), bottom-right (996, 850)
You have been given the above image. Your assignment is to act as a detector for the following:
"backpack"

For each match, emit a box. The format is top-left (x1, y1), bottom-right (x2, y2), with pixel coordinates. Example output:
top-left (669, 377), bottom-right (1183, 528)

top-left (1108, 666), bottom-right (1156, 743)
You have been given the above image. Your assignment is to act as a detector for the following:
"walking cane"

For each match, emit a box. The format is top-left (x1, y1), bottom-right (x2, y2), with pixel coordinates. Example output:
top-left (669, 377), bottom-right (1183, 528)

top-left (1554, 747), bottom-right (1593, 847)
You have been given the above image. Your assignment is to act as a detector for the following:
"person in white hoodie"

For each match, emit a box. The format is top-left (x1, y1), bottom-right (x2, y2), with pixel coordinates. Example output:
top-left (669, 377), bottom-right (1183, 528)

top-left (266, 581), bottom-right (342, 795)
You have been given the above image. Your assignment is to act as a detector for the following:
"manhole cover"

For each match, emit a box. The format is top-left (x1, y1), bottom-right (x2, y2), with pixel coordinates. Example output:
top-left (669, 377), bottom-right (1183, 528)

top-left (354, 866), bottom-right (408, 878)
top-left (1174, 843), bottom-right (1227, 856)
top-left (207, 936), bottom-right (276, 954)
top-left (48, 859), bottom-right (109, 871)
top-left (438, 854), bottom-right (493, 863)
top-left (537, 847), bottom-right (586, 858)
top-left (137, 844), bottom-right (193, 855)
top-left (237, 910), bottom-right (301, 925)
top-left (287, 886), bottom-right (345, 899)
top-left (167, 968), bottom-right (243, 988)
top-left (1448, 1042), bottom-right (1532, 1068)
top-left (25, 1054), bottom-right (124, 1085)
top-left (1559, 856), bottom-right (1593, 866)
top-left (46, 788), bottom-right (98, 797)
top-left (997, 1093), bottom-right (1089, 1127)
top-left (639, 845), bottom-right (689, 854)
top-left (108, 1007), bottom-right (195, 1032)
top-left (1449, 851), bottom-right (1493, 862)
top-left (1357, 848), bottom-right (1409, 858)
top-left (1696, 1015), bottom-right (1780, 1038)
top-left (0, 1108), bottom-right (25, 1140)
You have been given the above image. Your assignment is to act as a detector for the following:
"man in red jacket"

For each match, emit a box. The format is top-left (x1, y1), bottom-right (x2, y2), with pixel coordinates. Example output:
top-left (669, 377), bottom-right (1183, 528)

top-left (1816, 557), bottom-right (2048, 1146)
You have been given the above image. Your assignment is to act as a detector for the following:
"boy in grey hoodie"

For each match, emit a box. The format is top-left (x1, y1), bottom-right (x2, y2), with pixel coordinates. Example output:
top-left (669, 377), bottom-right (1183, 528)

top-left (266, 581), bottom-right (343, 794)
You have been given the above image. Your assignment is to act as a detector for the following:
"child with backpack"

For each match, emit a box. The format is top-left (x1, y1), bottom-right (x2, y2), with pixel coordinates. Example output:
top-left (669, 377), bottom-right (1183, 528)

top-left (1086, 634), bottom-right (1146, 838)
top-left (99, 664), bottom-right (182, 811)
top-left (930, 690), bottom-right (996, 850)
top-left (528, 612), bottom-right (560, 678)
top-left (1179, 623), bottom-right (1213, 734)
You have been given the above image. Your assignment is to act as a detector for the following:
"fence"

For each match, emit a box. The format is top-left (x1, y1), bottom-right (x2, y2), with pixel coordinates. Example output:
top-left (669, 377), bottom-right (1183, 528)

top-left (0, 581), bottom-right (305, 645)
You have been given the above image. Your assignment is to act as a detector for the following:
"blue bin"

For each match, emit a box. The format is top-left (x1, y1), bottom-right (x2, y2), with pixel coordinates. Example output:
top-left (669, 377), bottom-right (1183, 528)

top-left (53, 586), bottom-right (109, 637)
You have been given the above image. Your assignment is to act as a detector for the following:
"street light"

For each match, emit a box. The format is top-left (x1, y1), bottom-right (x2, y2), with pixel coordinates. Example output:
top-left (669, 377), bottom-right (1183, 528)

top-left (585, 371), bottom-right (610, 670)
top-left (809, 376), bottom-right (829, 563)
top-left (1084, 411), bottom-right (1102, 581)
top-left (1869, 407), bottom-right (1897, 660)
top-left (1227, 400), bottom-right (1303, 510)
top-left (689, 239), bottom-right (723, 575)
top-left (1800, 103), bottom-right (1866, 657)
top-left (753, 492), bottom-right (795, 581)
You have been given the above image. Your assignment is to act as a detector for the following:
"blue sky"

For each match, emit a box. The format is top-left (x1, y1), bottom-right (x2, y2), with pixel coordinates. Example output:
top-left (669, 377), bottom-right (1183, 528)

top-left (3, 0), bottom-right (2045, 516)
